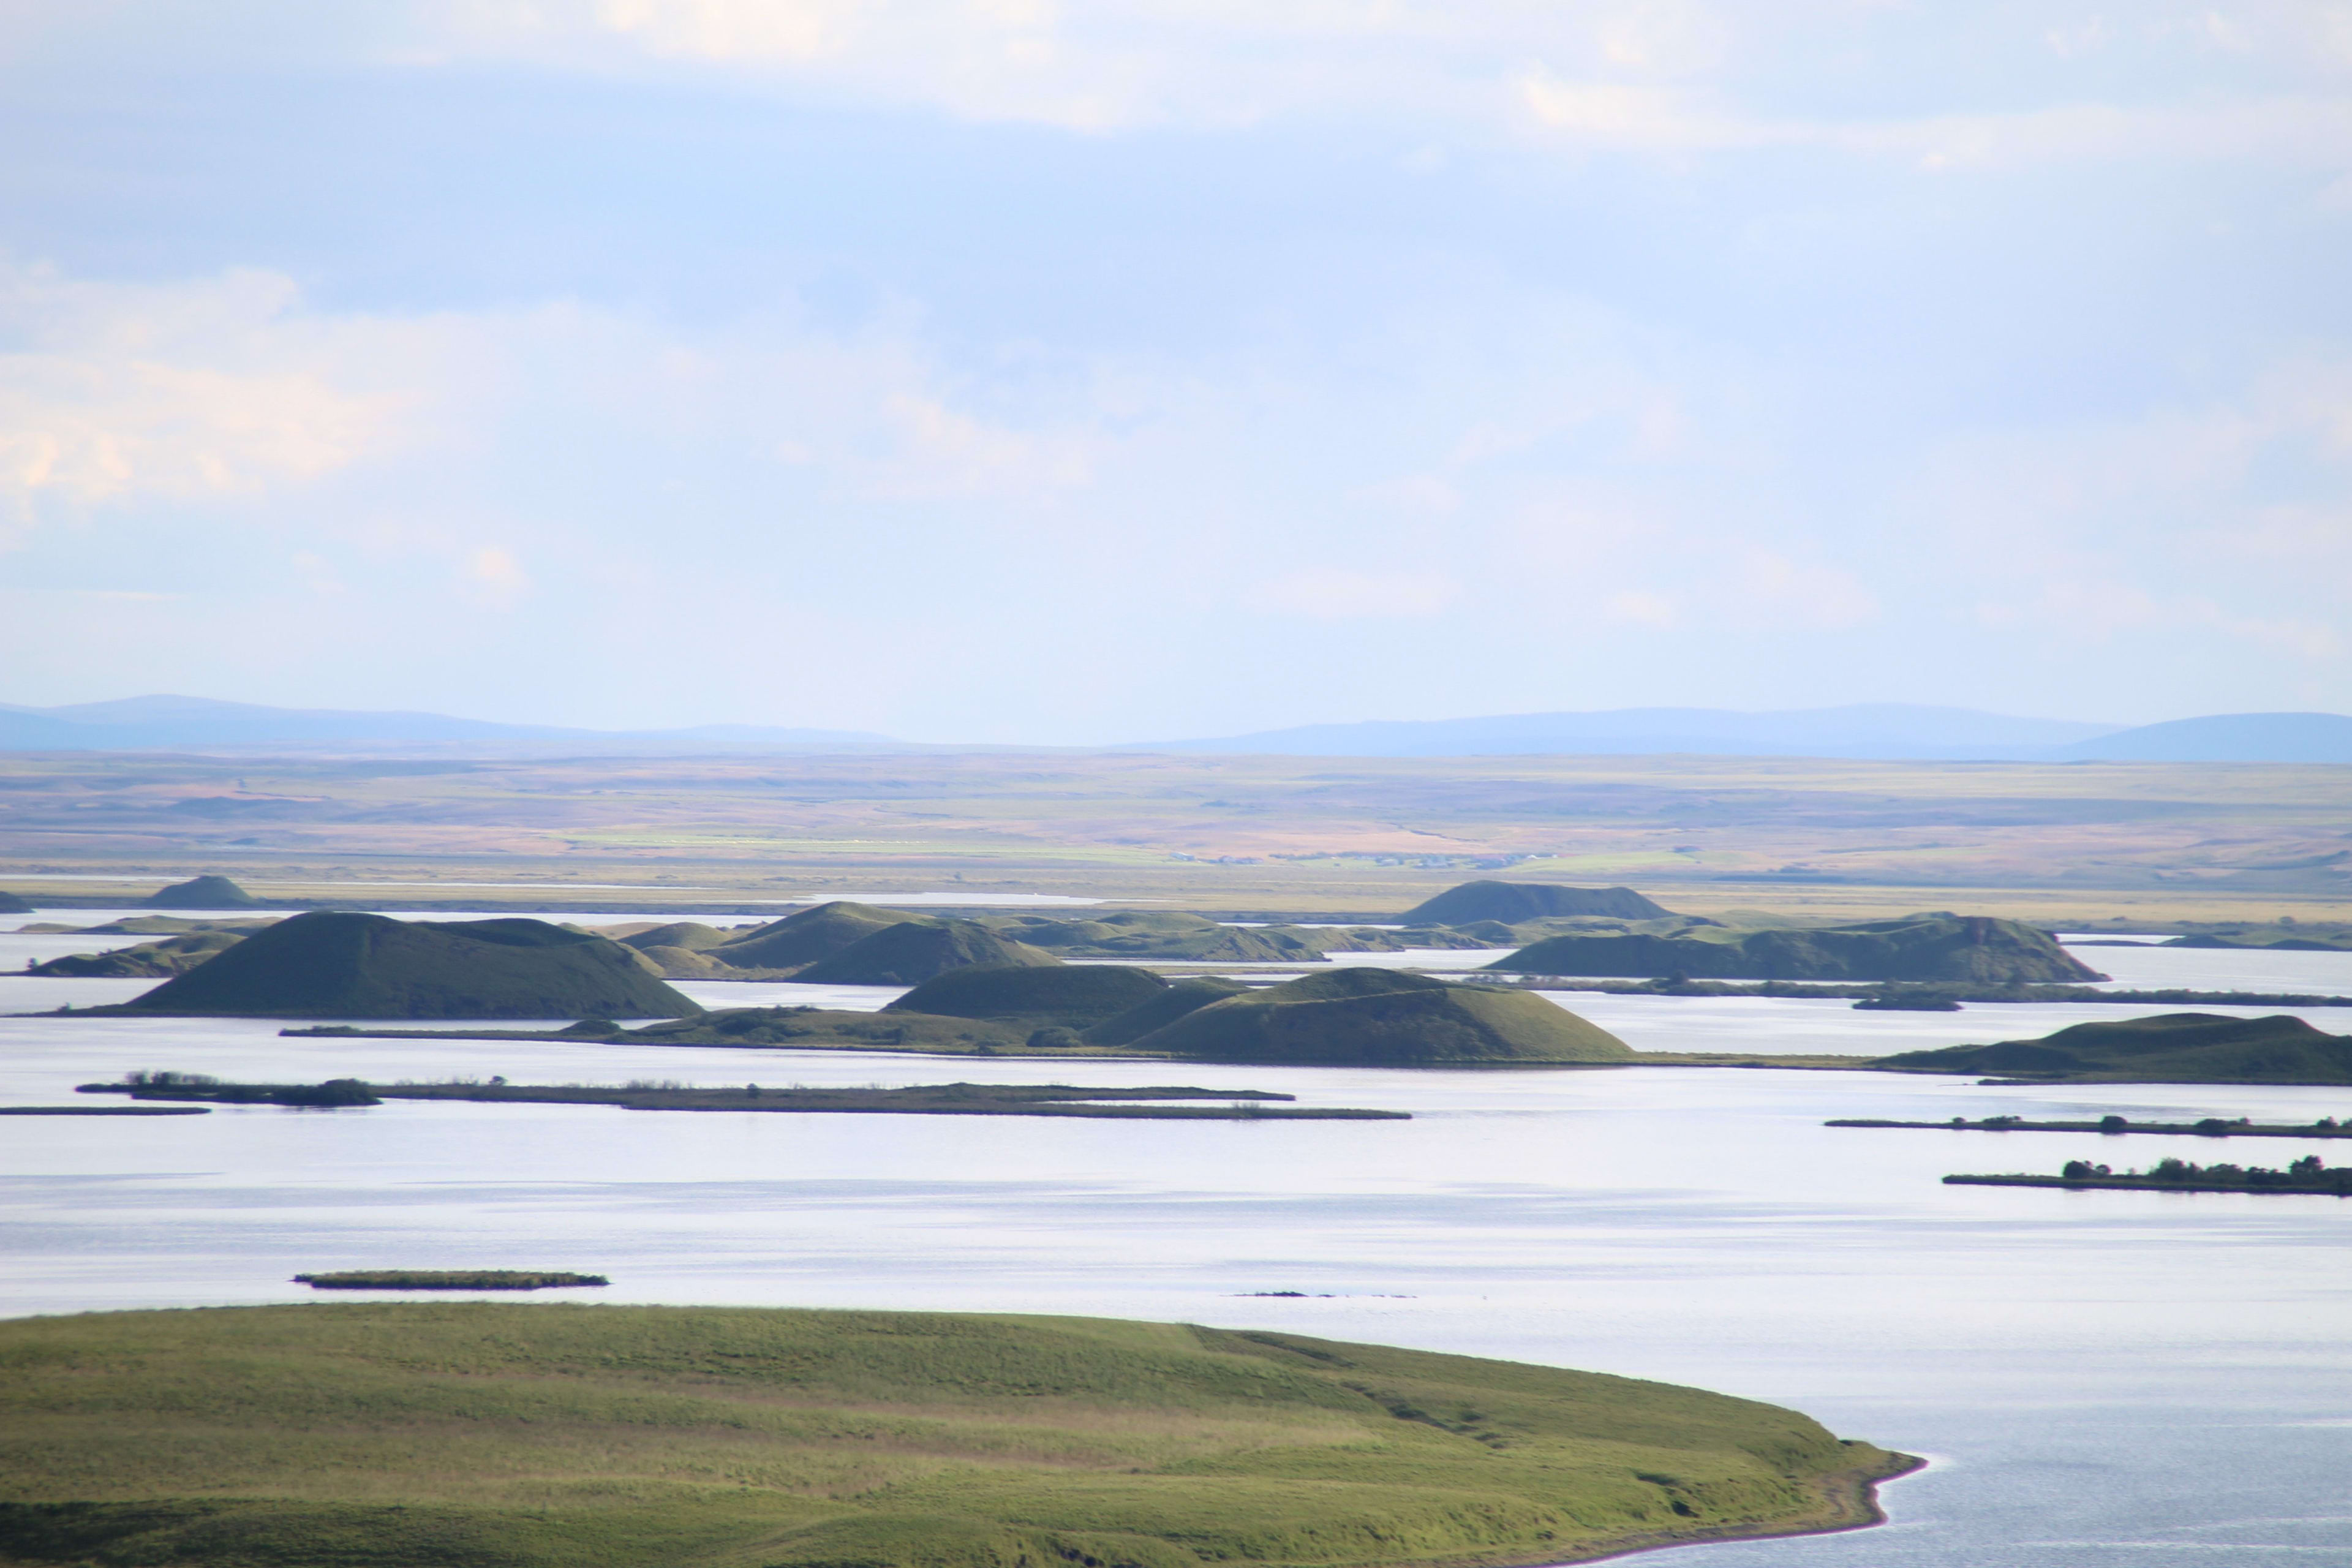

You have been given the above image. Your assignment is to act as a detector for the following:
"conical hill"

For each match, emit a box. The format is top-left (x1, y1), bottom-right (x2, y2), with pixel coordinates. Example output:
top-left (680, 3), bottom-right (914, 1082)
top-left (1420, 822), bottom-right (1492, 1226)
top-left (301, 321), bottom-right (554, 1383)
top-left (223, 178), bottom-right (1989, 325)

top-left (793, 919), bottom-right (1058, 986)
top-left (1403, 881), bottom-right (1670, 925)
top-left (1082, 976), bottom-right (1252, 1045)
top-left (710, 902), bottom-right (929, 971)
top-left (145, 875), bottom-right (260, 910)
top-left (111, 911), bottom-right (701, 1019)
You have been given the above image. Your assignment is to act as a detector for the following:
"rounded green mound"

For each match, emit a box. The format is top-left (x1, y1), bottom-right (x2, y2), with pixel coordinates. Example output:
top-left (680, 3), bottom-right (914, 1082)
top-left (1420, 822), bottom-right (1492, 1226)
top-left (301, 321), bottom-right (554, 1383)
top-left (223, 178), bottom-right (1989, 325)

top-left (886, 963), bottom-right (1168, 1027)
top-left (794, 919), bottom-right (1059, 986)
top-left (1403, 880), bottom-right (1673, 925)
top-left (1083, 976), bottom-right (1253, 1045)
top-left (0, 1303), bottom-right (1912, 1568)
top-left (1134, 971), bottom-right (1633, 1066)
top-left (0, 889), bottom-right (33, 914)
top-left (1877, 1012), bottom-right (2352, 1084)
top-left (108, 911), bottom-right (701, 1020)
top-left (710, 902), bottom-right (929, 971)
top-left (616, 922), bottom-right (734, 953)
top-left (1491, 913), bottom-right (2099, 985)
top-left (144, 874), bottom-right (259, 910)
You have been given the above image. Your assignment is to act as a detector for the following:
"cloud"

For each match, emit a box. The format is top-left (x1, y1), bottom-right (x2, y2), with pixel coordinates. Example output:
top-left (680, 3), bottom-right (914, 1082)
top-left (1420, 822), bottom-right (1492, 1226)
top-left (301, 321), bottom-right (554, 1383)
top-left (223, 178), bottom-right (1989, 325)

top-left (1248, 567), bottom-right (1463, 619)
top-left (0, 265), bottom-right (406, 541)
top-left (459, 545), bottom-right (531, 608)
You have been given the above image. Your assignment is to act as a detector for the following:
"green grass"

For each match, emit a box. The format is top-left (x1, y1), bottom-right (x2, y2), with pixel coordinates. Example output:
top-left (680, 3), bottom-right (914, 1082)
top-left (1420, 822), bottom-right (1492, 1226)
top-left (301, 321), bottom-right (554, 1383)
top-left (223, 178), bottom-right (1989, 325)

top-left (0, 1304), bottom-right (1912, 1568)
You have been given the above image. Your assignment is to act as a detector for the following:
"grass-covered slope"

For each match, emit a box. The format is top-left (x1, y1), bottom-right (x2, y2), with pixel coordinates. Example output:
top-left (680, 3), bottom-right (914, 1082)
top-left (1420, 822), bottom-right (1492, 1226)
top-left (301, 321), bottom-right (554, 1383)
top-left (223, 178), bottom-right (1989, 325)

top-left (1491, 914), bottom-right (2100, 984)
top-left (795, 919), bottom-right (1059, 986)
top-left (26, 930), bottom-right (245, 978)
top-left (1875, 1012), bottom-right (2352, 1084)
top-left (1084, 976), bottom-right (1253, 1045)
top-left (709, 902), bottom-right (929, 971)
top-left (1134, 971), bottom-right (1634, 1066)
top-left (0, 889), bottom-right (32, 913)
top-left (0, 1303), bottom-right (1913, 1568)
top-left (97, 912), bottom-right (700, 1019)
top-left (1402, 881), bottom-right (1673, 925)
top-left (886, 963), bottom-right (1170, 1028)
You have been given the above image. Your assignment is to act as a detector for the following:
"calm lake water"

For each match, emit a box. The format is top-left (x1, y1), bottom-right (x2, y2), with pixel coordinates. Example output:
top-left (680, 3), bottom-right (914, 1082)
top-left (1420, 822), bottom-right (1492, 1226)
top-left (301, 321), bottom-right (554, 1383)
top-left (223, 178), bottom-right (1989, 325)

top-left (4, 911), bottom-right (2351, 1565)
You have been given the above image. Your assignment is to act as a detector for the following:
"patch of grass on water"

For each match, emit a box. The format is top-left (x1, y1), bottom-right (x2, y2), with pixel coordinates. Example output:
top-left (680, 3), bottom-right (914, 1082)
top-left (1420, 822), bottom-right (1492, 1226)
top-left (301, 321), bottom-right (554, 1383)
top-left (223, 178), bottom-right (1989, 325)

top-left (0, 1303), bottom-right (1915, 1568)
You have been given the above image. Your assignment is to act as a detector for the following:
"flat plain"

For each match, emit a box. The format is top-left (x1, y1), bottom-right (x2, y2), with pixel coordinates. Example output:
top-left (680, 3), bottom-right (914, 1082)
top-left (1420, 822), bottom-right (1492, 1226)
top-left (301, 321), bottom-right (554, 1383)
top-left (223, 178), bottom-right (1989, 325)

top-left (1, 750), bottom-right (2346, 924)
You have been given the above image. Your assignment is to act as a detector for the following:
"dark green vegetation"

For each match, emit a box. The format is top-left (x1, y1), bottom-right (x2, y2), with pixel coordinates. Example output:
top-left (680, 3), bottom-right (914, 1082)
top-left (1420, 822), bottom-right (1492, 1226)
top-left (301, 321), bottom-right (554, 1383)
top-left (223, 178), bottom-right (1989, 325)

top-left (294, 1272), bottom-right (608, 1290)
top-left (80, 1074), bottom-right (1404, 1120)
top-left (144, 874), bottom-right (257, 908)
top-left (1401, 881), bottom-right (1673, 925)
top-left (292, 1009), bottom-right (1042, 1054)
top-left (1948, 1155), bottom-right (2352, 1195)
top-left (1127, 971), bottom-right (1635, 1066)
top-left (25, 930), bottom-right (245, 979)
top-left (0, 1105), bottom-right (208, 1116)
top-left (72, 912), bottom-right (700, 1020)
top-left (793, 918), bottom-right (1057, 985)
top-left (1874, 1012), bottom-right (2352, 1084)
top-left (1084, 977), bottom-right (1253, 1045)
top-left (1850, 989), bottom-right (1964, 1011)
top-left (886, 964), bottom-right (1170, 1029)
top-left (0, 1303), bottom-right (1915, 1568)
top-left (0, 889), bottom-right (32, 913)
top-left (1831, 1113), bottom-right (2352, 1140)
top-left (1490, 913), bottom-right (2101, 984)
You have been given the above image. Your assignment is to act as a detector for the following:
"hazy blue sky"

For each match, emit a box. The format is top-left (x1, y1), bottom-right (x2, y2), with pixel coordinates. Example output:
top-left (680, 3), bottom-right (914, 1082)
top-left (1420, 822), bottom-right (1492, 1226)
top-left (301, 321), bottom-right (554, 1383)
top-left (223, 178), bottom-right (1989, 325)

top-left (2, 2), bottom-right (2347, 742)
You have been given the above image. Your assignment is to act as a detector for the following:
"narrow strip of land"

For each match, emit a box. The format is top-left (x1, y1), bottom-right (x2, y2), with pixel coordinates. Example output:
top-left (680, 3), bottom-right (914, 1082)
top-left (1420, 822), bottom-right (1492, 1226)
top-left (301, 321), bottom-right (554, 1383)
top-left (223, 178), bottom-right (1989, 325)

top-left (77, 1077), bottom-right (1409, 1120)
top-left (1831, 1115), bottom-right (2352, 1140)
top-left (1947, 1155), bottom-right (2352, 1196)
top-left (0, 1105), bottom-right (211, 1116)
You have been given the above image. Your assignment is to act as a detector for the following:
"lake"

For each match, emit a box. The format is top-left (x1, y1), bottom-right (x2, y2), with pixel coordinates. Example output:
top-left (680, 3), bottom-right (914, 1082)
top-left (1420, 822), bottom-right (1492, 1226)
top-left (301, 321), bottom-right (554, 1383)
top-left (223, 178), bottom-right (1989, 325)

top-left (3, 911), bottom-right (2351, 1565)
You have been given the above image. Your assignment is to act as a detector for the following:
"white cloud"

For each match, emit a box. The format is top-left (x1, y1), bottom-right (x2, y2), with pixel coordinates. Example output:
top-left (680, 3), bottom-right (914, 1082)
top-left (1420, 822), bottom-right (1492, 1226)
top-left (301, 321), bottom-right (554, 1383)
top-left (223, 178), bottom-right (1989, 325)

top-left (0, 265), bottom-right (406, 540)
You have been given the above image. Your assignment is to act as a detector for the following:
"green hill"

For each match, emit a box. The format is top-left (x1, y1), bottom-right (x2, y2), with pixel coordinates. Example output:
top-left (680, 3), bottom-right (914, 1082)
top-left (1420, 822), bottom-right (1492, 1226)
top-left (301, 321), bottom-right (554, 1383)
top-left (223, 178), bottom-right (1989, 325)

top-left (92, 912), bottom-right (700, 1019)
top-left (1083, 976), bottom-right (1253, 1045)
top-left (709, 902), bottom-right (930, 971)
top-left (1875, 1012), bottom-right (2352, 1084)
top-left (886, 964), bottom-right (1170, 1028)
top-left (1402, 881), bottom-right (1672, 925)
top-left (1133, 970), bottom-right (1634, 1066)
top-left (1491, 914), bottom-right (2099, 984)
top-left (0, 1302), bottom-right (1913, 1568)
top-left (794, 919), bottom-right (1059, 986)
top-left (0, 889), bottom-right (32, 914)
top-left (145, 873), bottom-right (259, 909)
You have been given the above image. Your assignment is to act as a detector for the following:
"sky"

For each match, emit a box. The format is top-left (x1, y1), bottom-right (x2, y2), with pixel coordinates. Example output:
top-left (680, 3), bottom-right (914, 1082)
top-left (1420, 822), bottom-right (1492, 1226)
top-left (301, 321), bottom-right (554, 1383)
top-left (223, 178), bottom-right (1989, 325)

top-left (1, 1), bottom-right (2348, 744)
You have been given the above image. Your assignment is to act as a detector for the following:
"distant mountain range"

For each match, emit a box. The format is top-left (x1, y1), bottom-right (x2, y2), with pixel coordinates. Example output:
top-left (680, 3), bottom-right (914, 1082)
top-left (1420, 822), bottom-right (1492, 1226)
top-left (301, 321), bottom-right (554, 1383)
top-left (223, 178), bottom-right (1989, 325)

top-left (1, 696), bottom-right (2347, 763)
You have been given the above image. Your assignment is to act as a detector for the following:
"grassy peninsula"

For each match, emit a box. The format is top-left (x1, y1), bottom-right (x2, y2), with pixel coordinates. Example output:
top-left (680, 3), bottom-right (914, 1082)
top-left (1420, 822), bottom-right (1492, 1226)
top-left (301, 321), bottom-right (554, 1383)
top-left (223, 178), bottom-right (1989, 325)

top-left (1874, 1012), bottom-right (2352, 1084)
top-left (0, 1303), bottom-right (1917, 1568)
top-left (295, 1271), bottom-right (607, 1290)
top-left (1947, 1155), bottom-right (2352, 1196)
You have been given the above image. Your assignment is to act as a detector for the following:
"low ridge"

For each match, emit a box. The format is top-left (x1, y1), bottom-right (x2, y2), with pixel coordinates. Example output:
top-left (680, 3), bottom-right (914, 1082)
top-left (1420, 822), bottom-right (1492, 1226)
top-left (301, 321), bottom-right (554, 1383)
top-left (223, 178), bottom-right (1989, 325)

top-left (1082, 976), bottom-right (1253, 1045)
top-left (710, 902), bottom-right (931, 970)
top-left (1875, 1012), bottom-right (2352, 1084)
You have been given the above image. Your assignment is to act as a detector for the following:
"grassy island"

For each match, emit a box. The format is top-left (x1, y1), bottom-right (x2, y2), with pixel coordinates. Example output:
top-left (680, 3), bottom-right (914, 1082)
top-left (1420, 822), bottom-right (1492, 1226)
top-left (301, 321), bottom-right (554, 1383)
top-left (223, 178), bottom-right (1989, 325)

top-left (77, 1075), bottom-right (1408, 1120)
top-left (1947, 1155), bottom-right (2352, 1196)
top-left (0, 1303), bottom-right (1917, 1568)
top-left (1874, 1012), bottom-right (2352, 1084)
top-left (294, 1271), bottom-right (608, 1290)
